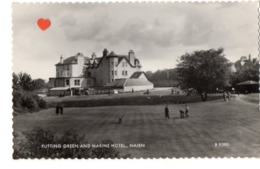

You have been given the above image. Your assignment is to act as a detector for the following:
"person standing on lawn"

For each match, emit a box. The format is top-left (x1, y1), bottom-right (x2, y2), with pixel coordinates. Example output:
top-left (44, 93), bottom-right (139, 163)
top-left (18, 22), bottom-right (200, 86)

top-left (165, 105), bottom-right (170, 120)
top-left (60, 104), bottom-right (63, 115)
top-left (223, 91), bottom-right (226, 101)
top-left (55, 103), bottom-right (60, 116)
top-left (185, 104), bottom-right (189, 118)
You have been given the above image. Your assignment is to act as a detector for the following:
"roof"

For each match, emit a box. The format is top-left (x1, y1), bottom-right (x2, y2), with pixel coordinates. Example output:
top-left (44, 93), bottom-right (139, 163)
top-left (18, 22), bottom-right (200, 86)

top-left (117, 56), bottom-right (135, 67)
top-left (125, 78), bottom-right (153, 87)
top-left (107, 79), bottom-right (127, 87)
top-left (236, 80), bottom-right (259, 86)
top-left (55, 55), bottom-right (91, 66)
top-left (49, 87), bottom-right (70, 91)
top-left (88, 54), bottom-right (136, 69)
top-left (130, 72), bottom-right (145, 79)
top-left (107, 78), bottom-right (153, 87)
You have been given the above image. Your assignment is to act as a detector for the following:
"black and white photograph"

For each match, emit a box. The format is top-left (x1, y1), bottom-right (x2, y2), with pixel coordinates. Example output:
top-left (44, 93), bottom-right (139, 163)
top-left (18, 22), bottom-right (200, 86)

top-left (12, 1), bottom-right (259, 159)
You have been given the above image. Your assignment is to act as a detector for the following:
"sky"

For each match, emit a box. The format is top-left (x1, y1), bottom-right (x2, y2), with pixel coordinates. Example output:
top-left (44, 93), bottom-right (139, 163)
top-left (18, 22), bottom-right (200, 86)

top-left (13, 2), bottom-right (259, 80)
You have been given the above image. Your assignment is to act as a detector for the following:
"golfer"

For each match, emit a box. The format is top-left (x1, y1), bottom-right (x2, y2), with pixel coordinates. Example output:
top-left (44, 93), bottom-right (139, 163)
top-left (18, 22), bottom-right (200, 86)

top-left (165, 105), bottom-right (170, 120)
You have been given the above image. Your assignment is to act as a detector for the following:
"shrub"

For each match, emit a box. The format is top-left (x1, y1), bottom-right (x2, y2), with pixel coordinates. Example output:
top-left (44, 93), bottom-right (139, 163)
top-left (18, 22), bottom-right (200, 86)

top-left (13, 89), bottom-right (48, 112)
top-left (13, 90), bottom-right (23, 108)
top-left (38, 99), bottom-right (47, 109)
top-left (21, 96), bottom-right (39, 111)
top-left (13, 128), bottom-right (125, 159)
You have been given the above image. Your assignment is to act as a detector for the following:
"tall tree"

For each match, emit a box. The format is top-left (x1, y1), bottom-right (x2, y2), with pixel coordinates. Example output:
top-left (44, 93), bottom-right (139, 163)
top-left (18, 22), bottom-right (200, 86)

top-left (176, 48), bottom-right (232, 101)
top-left (32, 78), bottom-right (47, 90)
top-left (17, 72), bottom-right (34, 91)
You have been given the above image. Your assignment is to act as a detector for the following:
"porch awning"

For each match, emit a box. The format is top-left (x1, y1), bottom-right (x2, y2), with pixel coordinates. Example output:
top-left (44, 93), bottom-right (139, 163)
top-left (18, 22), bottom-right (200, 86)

top-left (236, 80), bottom-right (258, 86)
top-left (49, 87), bottom-right (70, 91)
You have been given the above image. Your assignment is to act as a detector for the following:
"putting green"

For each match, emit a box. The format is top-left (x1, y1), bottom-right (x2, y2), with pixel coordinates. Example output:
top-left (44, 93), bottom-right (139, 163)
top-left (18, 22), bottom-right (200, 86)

top-left (13, 95), bottom-right (260, 158)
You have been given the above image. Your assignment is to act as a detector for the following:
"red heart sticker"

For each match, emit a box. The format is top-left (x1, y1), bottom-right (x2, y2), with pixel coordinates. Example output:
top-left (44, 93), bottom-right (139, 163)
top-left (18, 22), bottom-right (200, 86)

top-left (37, 18), bottom-right (51, 31)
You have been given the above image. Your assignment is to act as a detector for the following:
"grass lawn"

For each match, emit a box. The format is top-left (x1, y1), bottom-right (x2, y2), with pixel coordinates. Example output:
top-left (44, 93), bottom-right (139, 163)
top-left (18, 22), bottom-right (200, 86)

top-left (13, 94), bottom-right (260, 158)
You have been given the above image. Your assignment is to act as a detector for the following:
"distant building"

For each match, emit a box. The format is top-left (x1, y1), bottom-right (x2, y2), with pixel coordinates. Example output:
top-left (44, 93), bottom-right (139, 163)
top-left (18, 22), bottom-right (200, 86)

top-left (234, 54), bottom-right (259, 72)
top-left (49, 49), bottom-right (153, 95)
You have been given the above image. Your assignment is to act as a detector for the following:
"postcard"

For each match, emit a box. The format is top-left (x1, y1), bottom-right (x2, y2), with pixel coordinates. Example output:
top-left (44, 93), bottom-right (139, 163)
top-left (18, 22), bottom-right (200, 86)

top-left (12, 1), bottom-right (260, 159)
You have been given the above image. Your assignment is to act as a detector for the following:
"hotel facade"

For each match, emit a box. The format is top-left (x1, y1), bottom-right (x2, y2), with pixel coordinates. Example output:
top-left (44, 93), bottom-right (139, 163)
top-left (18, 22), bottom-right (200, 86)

top-left (49, 49), bottom-right (153, 95)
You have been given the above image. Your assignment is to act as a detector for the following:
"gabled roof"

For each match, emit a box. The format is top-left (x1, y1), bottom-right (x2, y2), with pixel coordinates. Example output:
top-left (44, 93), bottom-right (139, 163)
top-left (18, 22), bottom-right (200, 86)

top-left (88, 53), bottom-right (137, 69)
top-left (107, 78), bottom-right (127, 87)
top-left (117, 56), bottom-right (135, 68)
top-left (107, 77), bottom-right (153, 87)
top-left (130, 71), bottom-right (145, 79)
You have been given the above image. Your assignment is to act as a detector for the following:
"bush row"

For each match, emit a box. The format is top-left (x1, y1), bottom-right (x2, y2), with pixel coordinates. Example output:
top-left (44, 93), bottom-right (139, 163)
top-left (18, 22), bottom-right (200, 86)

top-left (48, 95), bottom-right (223, 108)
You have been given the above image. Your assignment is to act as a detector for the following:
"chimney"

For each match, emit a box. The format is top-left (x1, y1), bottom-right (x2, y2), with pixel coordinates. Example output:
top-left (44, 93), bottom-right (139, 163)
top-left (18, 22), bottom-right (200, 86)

top-left (92, 53), bottom-right (96, 60)
top-left (103, 48), bottom-right (108, 57)
top-left (128, 50), bottom-right (135, 65)
top-left (77, 52), bottom-right (83, 56)
top-left (248, 54), bottom-right (251, 61)
top-left (60, 55), bottom-right (63, 64)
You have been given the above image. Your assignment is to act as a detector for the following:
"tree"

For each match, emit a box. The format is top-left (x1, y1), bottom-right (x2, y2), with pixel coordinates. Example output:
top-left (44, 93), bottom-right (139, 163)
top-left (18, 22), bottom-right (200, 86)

top-left (145, 71), bottom-right (153, 81)
top-left (13, 72), bottom-right (47, 91)
top-left (145, 69), bottom-right (178, 87)
top-left (32, 78), bottom-right (47, 91)
top-left (12, 73), bottom-right (20, 91)
top-left (17, 72), bottom-right (34, 91)
top-left (176, 48), bottom-right (232, 101)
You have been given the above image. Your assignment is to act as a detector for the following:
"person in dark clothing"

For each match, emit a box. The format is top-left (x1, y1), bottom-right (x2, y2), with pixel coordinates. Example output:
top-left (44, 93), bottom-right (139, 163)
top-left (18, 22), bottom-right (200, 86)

top-left (165, 105), bottom-right (170, 120)
top-left (55, 103), bottom-right (60, 116)
top-left (179, 110), bottom-right (185, 118)
top-left (118, 116), bottom-right (122, 124)
top-left (59, 104), bottom-right (63, 115)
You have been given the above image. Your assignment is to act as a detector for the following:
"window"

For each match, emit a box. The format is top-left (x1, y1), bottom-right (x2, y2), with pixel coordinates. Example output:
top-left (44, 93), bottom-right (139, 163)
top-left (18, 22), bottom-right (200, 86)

top-left (87, 72), bottom-right (91, 77)
top-left (112, 70), bottom-right (114, 76)
top-left (87, 79), bottom-right (91, 86)
top-left (125, 71), bottom-right (128, 76)
top-left (122, 71), bottom-right (124, 75)
top-left (115, 70), bottom-right (117, 76)
top-left (122, 62), bottom-right (124, 67)
top-left (66, 80), bottom-right (70, 86)
top-left (67, 65), bottom-right (70, 70)
top-left (111, 62), bottom-right (113, 66)
top-left (74, 79), bottom-right (80, 86)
